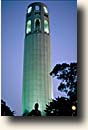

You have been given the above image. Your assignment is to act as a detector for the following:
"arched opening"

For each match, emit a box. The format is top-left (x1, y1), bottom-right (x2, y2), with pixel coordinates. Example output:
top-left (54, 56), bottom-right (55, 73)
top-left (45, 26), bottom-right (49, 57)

top-left (36, 19), bottom-right (40, 28)
top-left (26, 20), bottom-right (31, 34)
top-left (44, 19), bottom-right (49, 34)
top-left (35, 19), bottom-right (41, 31)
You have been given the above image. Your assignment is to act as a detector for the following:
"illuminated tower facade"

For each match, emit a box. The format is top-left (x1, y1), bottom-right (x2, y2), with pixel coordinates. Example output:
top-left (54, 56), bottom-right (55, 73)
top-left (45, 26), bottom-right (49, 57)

top-left (22, 2), bottom-right (52, 115)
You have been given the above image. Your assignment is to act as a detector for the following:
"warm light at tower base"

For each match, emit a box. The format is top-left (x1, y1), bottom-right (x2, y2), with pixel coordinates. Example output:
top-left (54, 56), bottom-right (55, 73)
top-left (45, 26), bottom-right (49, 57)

top-left (72, 105), bottom-right (76, 111)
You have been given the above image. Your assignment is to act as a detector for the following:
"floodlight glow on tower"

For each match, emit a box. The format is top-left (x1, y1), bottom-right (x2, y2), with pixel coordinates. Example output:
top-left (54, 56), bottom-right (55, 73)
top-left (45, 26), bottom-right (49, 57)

top-left (22, 2), bottom-right (53, 115)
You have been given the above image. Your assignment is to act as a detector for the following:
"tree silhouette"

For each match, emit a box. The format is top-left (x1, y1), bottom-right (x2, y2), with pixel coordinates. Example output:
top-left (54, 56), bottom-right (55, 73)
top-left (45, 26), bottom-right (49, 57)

top-left (45, 62), bottom-right (77, 116)
top-left (45, 97), bottom-right (77, 116)
top-left (1, 99), bottom-right (15, 116)
top-left (22, 109), bottom-right (29, 116)
top-left (50, 62), bottom-right (77, 101)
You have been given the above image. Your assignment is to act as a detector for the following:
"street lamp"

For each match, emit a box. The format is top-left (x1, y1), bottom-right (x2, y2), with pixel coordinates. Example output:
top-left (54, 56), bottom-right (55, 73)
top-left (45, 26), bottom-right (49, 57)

top-left (72, 105), bottom-right (77, 116)
top-left (72, 105), bottom-right (76, 111)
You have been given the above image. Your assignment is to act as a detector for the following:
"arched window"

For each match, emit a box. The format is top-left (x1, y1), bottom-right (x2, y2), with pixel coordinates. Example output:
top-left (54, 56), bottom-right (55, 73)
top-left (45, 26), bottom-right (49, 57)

top-left (43, 6), bottom-right (48, 14)
top-left (27, 6), bottom-right (32, 14)
top-left (26, 20), bottom-right (31, 34)
top-left (44, 20), bottom-right (49, 34)
top-left (34, 19), bottom-right (41, 31)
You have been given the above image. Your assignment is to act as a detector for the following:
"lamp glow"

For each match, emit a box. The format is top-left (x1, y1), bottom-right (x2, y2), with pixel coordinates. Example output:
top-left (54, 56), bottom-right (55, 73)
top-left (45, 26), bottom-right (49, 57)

top-left (72, 105), bottom-right (76, 111)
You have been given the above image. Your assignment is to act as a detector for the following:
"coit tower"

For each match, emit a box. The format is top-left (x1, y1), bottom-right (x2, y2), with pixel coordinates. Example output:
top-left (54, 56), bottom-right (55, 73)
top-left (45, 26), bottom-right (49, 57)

top-left (22, 2), bottom-right (53, 115)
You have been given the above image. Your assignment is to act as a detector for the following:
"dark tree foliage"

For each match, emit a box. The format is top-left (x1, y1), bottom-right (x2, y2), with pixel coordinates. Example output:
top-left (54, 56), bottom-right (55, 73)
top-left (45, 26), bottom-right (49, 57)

top-left (45, 97), bottom-right (77, 116)
top-left (50, 62), bottom-right (77, 101)
top-left (1, 99), bottom-right (15, 116)
top-left (45, 62), bottom-right (77, 116)
top-left (22, 109), bottom-right (29, 116)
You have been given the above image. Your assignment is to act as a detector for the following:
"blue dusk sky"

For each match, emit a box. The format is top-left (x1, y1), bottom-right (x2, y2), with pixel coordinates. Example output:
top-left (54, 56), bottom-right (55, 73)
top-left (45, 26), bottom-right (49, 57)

top-left (1, 0), bottom-right (77, 115)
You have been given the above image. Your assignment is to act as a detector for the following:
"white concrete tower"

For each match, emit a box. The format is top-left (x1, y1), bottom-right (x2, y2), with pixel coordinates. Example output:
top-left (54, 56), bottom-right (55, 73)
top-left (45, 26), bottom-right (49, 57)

top-left (22, 2), bottom-right (53, 115)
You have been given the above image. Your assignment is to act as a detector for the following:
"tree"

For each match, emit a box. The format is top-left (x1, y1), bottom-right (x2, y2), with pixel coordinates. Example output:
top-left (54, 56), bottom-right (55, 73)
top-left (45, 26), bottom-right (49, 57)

top-left (22, 109), bottom-right (29, 116)
top-left (1, 99), bottom-right (15, 116)
top-left (45, 97), bottom-right (76, 116)
top-left (50, 62), bottom-right (77, 101)
top-left (45, 62), bottom-right (77, 116)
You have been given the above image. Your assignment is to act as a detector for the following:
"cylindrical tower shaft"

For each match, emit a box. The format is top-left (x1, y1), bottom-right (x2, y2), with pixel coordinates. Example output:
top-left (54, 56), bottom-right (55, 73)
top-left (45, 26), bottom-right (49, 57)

top-left (22, 2), bottom-right (53, 115)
